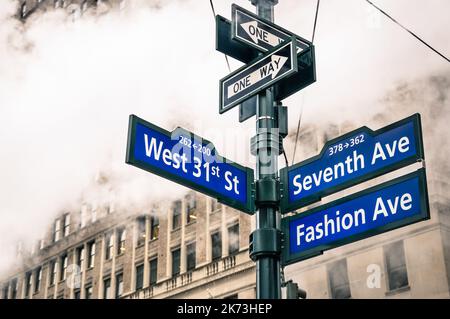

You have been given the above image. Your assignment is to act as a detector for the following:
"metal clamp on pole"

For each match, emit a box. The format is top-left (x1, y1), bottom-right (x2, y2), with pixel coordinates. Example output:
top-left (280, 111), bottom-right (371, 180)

top-left (255, 178), bottom-right (280, 206)
top-left (250, 131), bottom-right (283, 156)
top-left (249, 228), bottom-right (282, 261)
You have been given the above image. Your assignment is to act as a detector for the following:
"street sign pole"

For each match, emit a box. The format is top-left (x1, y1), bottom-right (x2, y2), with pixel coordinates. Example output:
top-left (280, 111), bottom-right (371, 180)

top-left (249, 0), bottom-right (282, 299)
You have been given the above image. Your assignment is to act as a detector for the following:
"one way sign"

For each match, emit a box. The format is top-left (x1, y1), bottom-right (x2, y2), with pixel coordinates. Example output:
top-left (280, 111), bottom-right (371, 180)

top-left (220, 38), bottom-right (297, 114)
top-left (232, 4), bottom-right (311, 55)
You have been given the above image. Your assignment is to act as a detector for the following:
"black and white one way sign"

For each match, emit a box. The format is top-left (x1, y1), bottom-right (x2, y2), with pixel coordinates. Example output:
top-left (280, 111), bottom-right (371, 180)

top-left (219, 38), bottom-right (297, 113)
top-left (232, 4), bottom-right (310, 54)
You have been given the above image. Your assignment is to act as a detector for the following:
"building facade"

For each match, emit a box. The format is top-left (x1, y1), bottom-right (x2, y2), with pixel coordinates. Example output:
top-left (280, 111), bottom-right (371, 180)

top-left (0, 190), bottom-right (256, 299)
top-left (282, 108), bottom-right (450, 299)
top-left (6, 0), bottom-right (450, 300)
top-left (16, 0), bottom-right (139, 21)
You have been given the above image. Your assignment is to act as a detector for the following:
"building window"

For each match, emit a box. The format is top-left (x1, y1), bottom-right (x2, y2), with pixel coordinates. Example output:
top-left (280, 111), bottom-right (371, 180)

top-left (85, 286), bottom-right (93, 299)
top-left (91, 204), bottom-right (97, 223)
top-left (21, 2), bottom-right (27, 18)
top-left (25, 272), bottom-right (32, 298)
top-left (135, 264), bottom-right (144, 291)
top-left (117, 228), bottom-right (126, 255)
top-left (34, 267), bottom-right (42, 293)
top-left (105, 233), bottom-right (113, 260)
top-left (328, 259), bottom-right (351, 299)
top-left (16, 241), bottom-right (23, 257)
top-left (2, 283), bottom-right (8, 299)
top-left (172, 201), bottom-right (181, 230)
top-left (211, 199), bottom-right (221, 212)
top-left (80, 206), bottom-right (88, 228)
top-left (53, 219), bottom-right (61, 242)
top-left (30, 242), bottom-right (36, 256)
top-left (74, 289), bottom-right (81, 299)
top-left (228, 223), bottom-right (240, 255)
top-left (149, 258), bottom-right (158, 286)
top-left (385, 241), bottom-right (409, 291)
top-left (11, 279), bottom-right (17, 299)
top-left (60, 254), bottom-right (68, 281)
top-left (81, 1), bottom-right (88, 12)
top-left (186, 194), bottom-right (196, 223)
top-left (171, 248), bottom-right (181, 277)
top-left (77, 246), bottom-right (85, 271)
top-left (211, 231), bottom-right (222, 261)
top-left (103, 278), bottom-right (111, 299)
top-left (63, 213), bottom-right (70, 237)
top-left (150, 216), bottom-right (159, 240)
top-left (186, 242), bottom-right (196, 271)
top-left (119, 0), bottom-right (127, 10)
top-left (136, 216), bottom-right (146, 246)
top-left (115, 273), bottom-right (123, 298)
top-left (88, 241), bottom-right (96, 268)
top-left (50, 260), bottom-right (57, 286)
top-left (106, 202), bottom-right (115, 214)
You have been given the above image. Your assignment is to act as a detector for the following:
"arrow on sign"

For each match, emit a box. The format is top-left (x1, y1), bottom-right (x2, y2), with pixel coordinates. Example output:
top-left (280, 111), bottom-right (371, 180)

top-left (232, 4), bottom-right (310, 54)
top-left (227, 54), bottom-right (288, 98)
top-left (219, 37), bottom-right (297, 114)
top-left (241, 21), bottom-right (283, 47)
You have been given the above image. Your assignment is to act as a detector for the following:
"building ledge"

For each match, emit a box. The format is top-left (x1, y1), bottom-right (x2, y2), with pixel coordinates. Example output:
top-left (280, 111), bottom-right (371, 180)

top-left (122, 249), bottom-right (254, 299)
top-left (385, 285), bottom-right (411, 297)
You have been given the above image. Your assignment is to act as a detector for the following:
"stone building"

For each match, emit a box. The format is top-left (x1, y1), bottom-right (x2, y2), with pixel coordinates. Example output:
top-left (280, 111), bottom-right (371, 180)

top-left (16, 0), bottom-right (138, 21)
top-left (6, 0), bottom-right (450, 300)
top-left (282, 102), bottom-right (450, 298)
top-left (0, 189), bottom-right (256, 299)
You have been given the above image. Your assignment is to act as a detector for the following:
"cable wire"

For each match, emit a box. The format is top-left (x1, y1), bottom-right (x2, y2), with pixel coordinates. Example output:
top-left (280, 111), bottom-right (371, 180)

top-left (311, 0), bottom-right (320, 43)
top-left (291, 95), bottom-right (304, 165)
top-left (209, 0), bottom-right (231, 72)
top-left (283, 148), bottom-right (289, 167)
top-left (290, 0), bottom-right (320, 166)
top-left (365, 0), bottom-right (450, 64)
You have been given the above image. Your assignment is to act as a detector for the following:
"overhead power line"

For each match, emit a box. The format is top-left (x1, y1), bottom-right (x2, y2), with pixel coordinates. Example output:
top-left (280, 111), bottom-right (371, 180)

top-left (311, 0), bottom-right (320, 43)
top-left (291, 95), bottom-right (304, 165)
top-left (365, 0), bottom-right (450, 64)
top-left (290, 0), bottom-right (320, 166)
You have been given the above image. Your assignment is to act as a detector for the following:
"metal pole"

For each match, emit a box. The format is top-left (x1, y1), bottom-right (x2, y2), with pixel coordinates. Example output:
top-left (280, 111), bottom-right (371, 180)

top-left (249, 0), bottom-right (281, 299)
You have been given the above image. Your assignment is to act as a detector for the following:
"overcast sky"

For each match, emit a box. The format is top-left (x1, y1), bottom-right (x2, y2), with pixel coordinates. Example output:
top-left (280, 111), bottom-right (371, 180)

top-left (0, 0), bottom-right (449, 275)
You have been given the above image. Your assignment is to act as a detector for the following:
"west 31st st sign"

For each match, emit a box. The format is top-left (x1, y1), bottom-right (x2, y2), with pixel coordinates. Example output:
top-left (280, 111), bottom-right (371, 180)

top-left (126, 115), bottom-right (255, 214)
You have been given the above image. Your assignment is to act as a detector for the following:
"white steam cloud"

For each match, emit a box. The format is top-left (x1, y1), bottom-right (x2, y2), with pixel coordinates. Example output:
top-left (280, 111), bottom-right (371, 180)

top-left (0, 0), bottom-right (449, 277)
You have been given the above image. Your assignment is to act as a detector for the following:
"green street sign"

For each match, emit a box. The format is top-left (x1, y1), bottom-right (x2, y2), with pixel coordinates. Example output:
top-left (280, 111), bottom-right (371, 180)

top-left (216, 14), bottom-right (259, 64)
